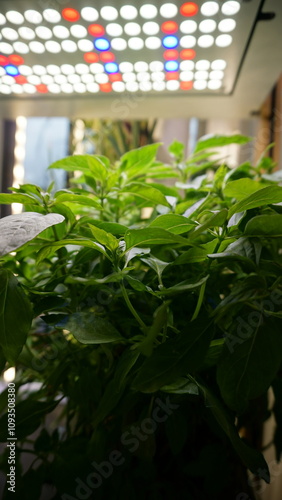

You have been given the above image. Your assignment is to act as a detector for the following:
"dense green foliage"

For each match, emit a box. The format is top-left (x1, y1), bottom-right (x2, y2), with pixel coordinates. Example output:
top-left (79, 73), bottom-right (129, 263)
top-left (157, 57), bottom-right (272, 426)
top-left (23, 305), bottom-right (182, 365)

top-left (0, 135), bottom-right (282, 499)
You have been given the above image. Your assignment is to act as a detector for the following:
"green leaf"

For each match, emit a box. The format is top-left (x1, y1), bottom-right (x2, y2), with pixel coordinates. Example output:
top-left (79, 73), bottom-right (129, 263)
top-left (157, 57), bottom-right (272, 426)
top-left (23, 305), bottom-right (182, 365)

top-left (189, 209), bottom-right (228, 240)
top-left (0, 212), bottom-right (65, 257)
top-left (229, 185), bottom-right (282, 217)
top-left (149, 214), bottom-right (195, 234)
top-left (138, 302), bottom-right (168, 356)
top-left (54, 193), bottom-right (102, 210)
top-left (0, 269), bottom-right (33, 364)
top-left (224, 178), bottom-right (265, 200)
top-left (120, 143), bottom-right (160, 174)
top-left (88, 224), bottom-right (119, 251)
top-left (60, 312), bottom-right (123, 344)
top-left (0, 399), bottom-right (59, 442)
top-left (161, 378), bottom-right (199, 395)
top-left (141, 256), bottom-right (170, 280)
top-left (49, 155), bottom-right (108, 183)
top-left (194, 134), bottom-right (252, 153)
top-left (120, 182), bottom-right (170, 207)
top-left (0, 193), bottom-right (40, 205)
top-left (155, 275), bottom-right (209, 296)
top-left (217, 319), bottom-right (282, 413)
top-left (244, 214), bottom-right (282, 237)
top-left (168, 140), bottom-right (185, 161)
top-left (132, 316), bottom-right (213, 393)
top-left (88, 220), bottom-right (128, 236)
top-left (36, 238), bottom-right (107, 264)
top-left (124, 228), bottom-right (192, 252)
top-left (197, 381), bottom-right (270, 482)
top-left (173, 240), bottom-right (218, 265)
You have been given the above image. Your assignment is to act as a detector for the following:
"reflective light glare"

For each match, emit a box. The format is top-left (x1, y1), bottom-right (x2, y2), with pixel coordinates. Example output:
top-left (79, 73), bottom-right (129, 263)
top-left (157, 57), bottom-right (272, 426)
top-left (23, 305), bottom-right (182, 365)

top-left (120, 5), bottom-right (138, 20)
top-left (153, 80), bottom-right (166, 91)
top-left (124, 22), bottom-right (141, 36)
top-left (111, 38), bottom-right (127, 51)
top-left (101, 6), bottom-right (118, 21)
top-left (201, 2), bottom-right (219, 16)
top-left (46, 64), bottom-right (60, 75)
top-left (180, 60), bottom-right (194, 70)
top-left (3, 367), bottom-right (16, 382)
top-left (2, 75), bottom-right (14, 85)
top-left (87, 82), bottom-right (99, 93)
top-left (112, 81), bottom-right (125, 92)
top-left (53, 26), bottom-right (70, 39)
top-left (27, 75), bottom-right (41, 85)
top-left (13, 42), bottom-right (29, 54)
top-left (139, 81), bottom-right (152, 91)
top-left (88, 24), bottom-right (105, 36)
top-left (41, 75), bottom-right (53, 84)
top-left (61, 8), bottom-right (79, 22)
top-left (150, 61), bottom-right (164, 71)
top-left (81, 74), bottom-right (94, 83)
top-left (166, 80), bottom-right (180, 91)
top-left (61, 83), bottom-right (73, 93)
top-left (78, 40), bottom-right (93, 52)
top-left (216, 34), bottom-right (232, 47)
top-left (180, 36), bottom-right (196, 48)
top-left (81, 7), bottom-right (99, 22)
top-left (43, 9), bottom-right (61, 23)
top-left (145, 37), bottom-right (161, 50)
top-left (180, 3), bottom-right (199, 17)
top-left (0, 67), bottom-right (5, 75)
top-left (106, 23), bottom-right (123, 37)
top-left (119, 62), bottom-right (133, 72)
top-left (0, 14), bottom-right (6, 25)
top-left (218, 19), bottom-right (236, 32)
top-left (105, 62), bottom-right (119, 73)
top-left (180, 70), bottom-right (194, 81)
top-left (74, 83), bottom-right (86, 93)
top-left (180, 20), bottom-right (197, 34)
top-left (128, 37), bottom-right (144, 50)
top-left (194, 80), bottom-right (207, 90)
top-left (32, 65), bottom-right (46, 75)
top-left (211, 59), bottom-right (227, 70)
top-left (210, 70), bottom-right (224, 79)
top-left (71, 25), bottom-right (87, 38)
top-left (0, 84), bottom-right (11, 94)
top-left (140, 4), bottom-right (158, 19)
top-left (143, 22), bottom-right (159, 35)
top-left (95, 73), bottom-right (108, 84)
top-left (2, 28), bottom-right (18, 41)
top-left (198, 35), bottom-right (214, 48)
top-left (18, 27), bottom-right (35, 40)
top-left (6, 11), bottom-right (24, 25)
top-left (122, 72), bottom-right (136, 82)
top-left (48, 84), bottom-right (60, 93)
top-left (90, 63), bottom-right (104, 74)
top-left (24, 10), bottom-right (42, 24)
top-left (95, 38), bottom-right (110, 51)
top-left (54, 74), bottom-right (67, 84)
top-left (195, 70), bottom-right (209, 80)
top-left (23, 83), bottom-right (36, 93)
top-left (36, 27), bottom-right (52, 40)
top-left (0, 42), bottom-right (13, 54)
top-left (5, 65), bottom-right (19, 76)
top-left (161, 21), bottom-right (178, 34)
top-left (196, 60), bottom-right (210, 70)
top-left (199, 20), bottom-right (216, 33)
top-left (126, 81), bottom-right (138, 92)
top-left (160, 3), bottom-right (178, 18)
top-left (61, 40), bottom-right (77, 53)
top-left (165, 60), bottom-right (179, 72)
top-left (134, 61), bottom-right (148, 72)
top-left (163, 35), bottom-right (178, 49)
top-left (18, 64), bottom-right (32, 75)
top-left (151, 71), bottom-right (165, 81)
top-left (29, 41), bottom-right (45, 53)
top-left (61, 64), bottom-right (75, 75)
top-left (208, 79), bottom-right (222, 89)
top-left (68, 74), bottom-right (81, 84)
top-left (221, 1), bottom-right (241, 15)
top-left (75, 63), bottom-right (89, 74)
top-left (137, 72), bottom-right (150, 82)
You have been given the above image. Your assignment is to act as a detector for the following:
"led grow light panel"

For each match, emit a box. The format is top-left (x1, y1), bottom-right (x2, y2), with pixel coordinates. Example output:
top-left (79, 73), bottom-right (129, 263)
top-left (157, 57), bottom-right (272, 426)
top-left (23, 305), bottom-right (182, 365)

top-left (0, 1), bottom-right (263, 98)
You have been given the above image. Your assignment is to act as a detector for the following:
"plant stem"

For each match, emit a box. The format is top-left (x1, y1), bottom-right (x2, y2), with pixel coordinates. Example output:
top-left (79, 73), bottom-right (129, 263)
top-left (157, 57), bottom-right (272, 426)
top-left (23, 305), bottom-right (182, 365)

top-left (120, 281), bottom-right (146, 331)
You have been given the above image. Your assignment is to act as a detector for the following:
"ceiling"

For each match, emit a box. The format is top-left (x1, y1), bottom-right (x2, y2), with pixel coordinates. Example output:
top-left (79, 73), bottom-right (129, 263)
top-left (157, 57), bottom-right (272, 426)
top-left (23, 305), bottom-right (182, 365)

top-left (0, 0), bottom-right (281, 119)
